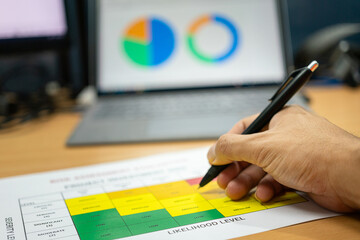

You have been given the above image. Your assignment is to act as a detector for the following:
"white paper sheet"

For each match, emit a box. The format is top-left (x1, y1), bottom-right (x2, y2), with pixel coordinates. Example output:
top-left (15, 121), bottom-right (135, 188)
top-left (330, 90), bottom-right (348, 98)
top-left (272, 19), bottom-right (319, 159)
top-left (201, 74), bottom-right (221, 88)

top-left (0, 147), bottom-right (338, 240)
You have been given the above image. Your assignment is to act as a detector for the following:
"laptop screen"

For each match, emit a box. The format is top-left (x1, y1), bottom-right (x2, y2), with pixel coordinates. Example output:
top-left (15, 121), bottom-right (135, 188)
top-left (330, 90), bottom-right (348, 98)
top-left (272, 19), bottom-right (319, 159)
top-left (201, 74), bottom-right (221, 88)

top-left (97, 0), bottom-right (288, 93)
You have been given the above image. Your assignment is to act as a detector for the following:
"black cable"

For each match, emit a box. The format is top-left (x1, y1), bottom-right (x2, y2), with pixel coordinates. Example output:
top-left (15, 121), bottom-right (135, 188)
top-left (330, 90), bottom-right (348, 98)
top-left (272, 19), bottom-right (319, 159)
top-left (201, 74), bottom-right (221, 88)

top-left (0, 62), bottom-right (55, 129)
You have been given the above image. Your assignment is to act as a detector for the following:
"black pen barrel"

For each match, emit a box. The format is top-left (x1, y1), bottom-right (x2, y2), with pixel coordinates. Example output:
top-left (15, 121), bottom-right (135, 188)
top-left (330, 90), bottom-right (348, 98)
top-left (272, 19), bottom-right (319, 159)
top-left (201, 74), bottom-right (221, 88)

top-left (199, 165), bottom-right (229, 187)
top-left (243, 68), bottom-right (311, 135)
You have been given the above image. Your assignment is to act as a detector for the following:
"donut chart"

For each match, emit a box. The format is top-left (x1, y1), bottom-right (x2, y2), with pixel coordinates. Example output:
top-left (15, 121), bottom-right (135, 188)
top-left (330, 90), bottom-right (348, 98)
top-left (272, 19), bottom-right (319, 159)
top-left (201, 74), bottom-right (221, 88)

top-left (187, 15), bottom-right (239, 63)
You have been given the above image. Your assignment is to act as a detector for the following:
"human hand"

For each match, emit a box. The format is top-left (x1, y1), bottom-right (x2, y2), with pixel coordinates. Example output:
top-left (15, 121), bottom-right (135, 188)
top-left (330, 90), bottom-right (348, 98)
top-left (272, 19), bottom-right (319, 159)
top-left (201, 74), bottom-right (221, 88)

top-left (208, 105), bottom-right (360, 212)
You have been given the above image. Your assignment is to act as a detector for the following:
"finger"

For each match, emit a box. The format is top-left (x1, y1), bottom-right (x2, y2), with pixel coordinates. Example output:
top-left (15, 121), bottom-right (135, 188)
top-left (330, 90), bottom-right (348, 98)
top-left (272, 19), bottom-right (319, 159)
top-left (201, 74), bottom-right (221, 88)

top-left (207, 134), bottom-right (253, 165)
top-left (207, 113), bottom-right (270, 166)
top-left (207, 144), bottom-right (217, 164)
top-left (225, 165), bottom-right (266, 200)
top-left (217, 162), bottom-right (250, 189)
top-left (207, 114), bottom-right (259, 165)
top-left (255, 174), bottom-right (285, 202)
top-left (209, 132), bottom-right (269, 167)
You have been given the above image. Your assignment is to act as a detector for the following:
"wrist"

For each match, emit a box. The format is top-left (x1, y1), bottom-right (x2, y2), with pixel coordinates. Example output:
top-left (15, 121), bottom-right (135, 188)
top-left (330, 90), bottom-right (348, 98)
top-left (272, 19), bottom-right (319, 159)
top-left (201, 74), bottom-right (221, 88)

top-left (331, 135), bottom-right (360, 210)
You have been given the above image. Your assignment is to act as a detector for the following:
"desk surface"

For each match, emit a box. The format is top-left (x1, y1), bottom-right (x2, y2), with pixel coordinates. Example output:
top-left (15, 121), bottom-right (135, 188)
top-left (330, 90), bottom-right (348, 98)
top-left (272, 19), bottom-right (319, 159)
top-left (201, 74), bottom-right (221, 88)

top-left (0, 86), bottom-right (359, 240)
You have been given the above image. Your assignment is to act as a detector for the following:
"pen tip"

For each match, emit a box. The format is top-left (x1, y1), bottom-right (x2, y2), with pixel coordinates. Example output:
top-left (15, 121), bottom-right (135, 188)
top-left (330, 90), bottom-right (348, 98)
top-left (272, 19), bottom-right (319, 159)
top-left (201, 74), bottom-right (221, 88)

top-left (307, 60), bottom-right (319, 72)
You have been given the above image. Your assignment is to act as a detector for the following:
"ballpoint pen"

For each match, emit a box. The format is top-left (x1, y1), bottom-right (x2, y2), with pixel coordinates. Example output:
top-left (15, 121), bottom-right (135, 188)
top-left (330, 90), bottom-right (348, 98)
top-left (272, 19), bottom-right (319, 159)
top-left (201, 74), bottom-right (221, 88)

top-left (198, 60), bottom-right (319, 188)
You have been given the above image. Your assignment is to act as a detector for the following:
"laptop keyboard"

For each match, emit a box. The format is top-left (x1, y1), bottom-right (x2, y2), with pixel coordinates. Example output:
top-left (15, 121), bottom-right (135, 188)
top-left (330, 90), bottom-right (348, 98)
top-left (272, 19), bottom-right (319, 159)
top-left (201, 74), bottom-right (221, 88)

top-left (93, 89), bottom-right (274, 120)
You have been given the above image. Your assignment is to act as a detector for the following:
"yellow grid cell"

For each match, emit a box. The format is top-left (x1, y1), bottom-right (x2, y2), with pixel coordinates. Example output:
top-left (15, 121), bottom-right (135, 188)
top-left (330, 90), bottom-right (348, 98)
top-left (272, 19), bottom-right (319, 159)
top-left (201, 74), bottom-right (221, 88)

top-left (260, 192), bottom-right (307, 209)
top-left (194, 181), bottom-right (227, 200)
top-left (67, 201), bottom-right (115, 216)
top-left (149, 180), bottom-right (191, 191)
top-left (116, 201), bottom-right (164, 216)
top-left (149, 181), bottom-right (195, 199)
top-left (160, 193), bottom-right (205, 208)
top-left (217, 201), bottom-right (266, 217)
top-left (107, 187), bottom-right (149, 199)
top-left (112, 193), bottom-right (157, 207)
top-left (152, 188), bottom-right (195, 199)
top-left (166, 201), bottom-right (214, 217)
top-left (209, 196), bottom-right (257, 208)
top-left (65, 193), bottom-right (110, 207)
top-left (192, 180), bottom-right (218, 191)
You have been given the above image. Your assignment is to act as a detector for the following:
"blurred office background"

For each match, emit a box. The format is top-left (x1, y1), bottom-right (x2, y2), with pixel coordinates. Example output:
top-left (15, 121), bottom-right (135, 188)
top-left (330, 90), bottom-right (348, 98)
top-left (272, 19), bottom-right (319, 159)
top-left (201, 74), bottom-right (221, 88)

top-left (0, 0), bottom-right (359, 128)
top-left (288, 0), bottom-right (360, 55)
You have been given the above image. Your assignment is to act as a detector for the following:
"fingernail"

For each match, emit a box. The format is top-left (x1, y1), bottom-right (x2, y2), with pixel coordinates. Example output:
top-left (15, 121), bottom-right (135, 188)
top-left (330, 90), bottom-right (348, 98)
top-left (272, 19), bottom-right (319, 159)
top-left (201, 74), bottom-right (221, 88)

top-left (254, 192), bottom-right (262, 202)
top-left (207, 147), bottom-right (216, 163)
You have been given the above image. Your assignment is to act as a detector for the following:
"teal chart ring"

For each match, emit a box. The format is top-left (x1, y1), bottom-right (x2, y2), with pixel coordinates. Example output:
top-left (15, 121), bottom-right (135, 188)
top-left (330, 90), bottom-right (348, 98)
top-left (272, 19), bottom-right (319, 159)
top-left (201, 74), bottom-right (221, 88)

top-left (187, 15), bottom-right (240, 63)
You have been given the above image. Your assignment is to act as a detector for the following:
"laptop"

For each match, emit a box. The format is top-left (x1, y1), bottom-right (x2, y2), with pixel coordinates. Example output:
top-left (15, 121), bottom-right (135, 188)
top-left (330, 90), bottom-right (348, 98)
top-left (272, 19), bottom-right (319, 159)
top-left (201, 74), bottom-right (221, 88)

top-left (67, 0), bottom-right (305, 145)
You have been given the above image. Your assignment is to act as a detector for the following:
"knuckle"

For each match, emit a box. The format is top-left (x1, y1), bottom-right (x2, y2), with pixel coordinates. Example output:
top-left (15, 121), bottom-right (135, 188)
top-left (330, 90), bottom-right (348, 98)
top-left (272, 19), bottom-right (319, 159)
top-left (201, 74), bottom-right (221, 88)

top-left (216, 134), bottom-right (233, 157)
top-left (253, 145), bottom-right (272, 168)
top-left (241, 173), bottom-right (254, 190)
top-left (285, 104), bottom-right (304, 114)
top-left (272, 105), bottom-right (305, 124)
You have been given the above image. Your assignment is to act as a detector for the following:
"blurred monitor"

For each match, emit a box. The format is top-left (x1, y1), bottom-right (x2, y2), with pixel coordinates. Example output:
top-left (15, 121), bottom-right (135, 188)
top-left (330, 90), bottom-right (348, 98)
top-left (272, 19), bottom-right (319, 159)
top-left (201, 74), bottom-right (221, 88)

top-left (0, 0), bottom-right (68, 53)
top-left (67, 0), bottom-right (306, 145)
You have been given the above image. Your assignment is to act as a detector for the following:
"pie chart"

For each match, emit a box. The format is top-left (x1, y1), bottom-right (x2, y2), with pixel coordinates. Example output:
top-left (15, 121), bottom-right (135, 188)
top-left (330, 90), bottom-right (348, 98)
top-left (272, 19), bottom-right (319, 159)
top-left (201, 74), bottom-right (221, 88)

top-left (122, 17), bottom-right (175, 67)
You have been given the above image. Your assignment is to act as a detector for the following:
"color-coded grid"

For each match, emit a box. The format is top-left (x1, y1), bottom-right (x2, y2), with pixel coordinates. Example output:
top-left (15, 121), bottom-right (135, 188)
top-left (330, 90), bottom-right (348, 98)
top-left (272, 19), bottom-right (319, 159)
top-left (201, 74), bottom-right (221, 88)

top-left (64, 178), bottom-right (307, 239)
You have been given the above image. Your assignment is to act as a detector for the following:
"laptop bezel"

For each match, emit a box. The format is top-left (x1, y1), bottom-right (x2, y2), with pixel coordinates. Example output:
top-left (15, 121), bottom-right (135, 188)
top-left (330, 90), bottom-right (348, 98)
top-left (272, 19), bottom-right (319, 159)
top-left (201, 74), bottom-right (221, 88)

top-left (87, 0), bottom-right (294, 96)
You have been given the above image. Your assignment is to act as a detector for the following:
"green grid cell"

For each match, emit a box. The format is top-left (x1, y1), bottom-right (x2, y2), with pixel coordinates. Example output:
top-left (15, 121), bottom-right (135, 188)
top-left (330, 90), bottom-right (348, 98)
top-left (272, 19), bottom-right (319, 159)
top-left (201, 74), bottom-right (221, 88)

top-left (75, 217), bottom-right (126, 235)
top-left (78, 226), bottom-right (132, 240)
top-left (72, 208), bottom-right (120, 224)
top-left (174, 209), bottom-right (224, 226)
top-left (122, 209), bottom-right (172, 225)
top-left (128, 217), bottom-right (179, 235)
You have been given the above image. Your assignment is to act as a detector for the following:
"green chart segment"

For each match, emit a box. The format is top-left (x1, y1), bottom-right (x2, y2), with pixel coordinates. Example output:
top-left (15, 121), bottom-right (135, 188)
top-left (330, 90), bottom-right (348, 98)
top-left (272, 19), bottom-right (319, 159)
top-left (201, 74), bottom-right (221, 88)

top-left (122, 17), bottom-right (175, 67)
top-left (65, 177), bottom-right (307, 239)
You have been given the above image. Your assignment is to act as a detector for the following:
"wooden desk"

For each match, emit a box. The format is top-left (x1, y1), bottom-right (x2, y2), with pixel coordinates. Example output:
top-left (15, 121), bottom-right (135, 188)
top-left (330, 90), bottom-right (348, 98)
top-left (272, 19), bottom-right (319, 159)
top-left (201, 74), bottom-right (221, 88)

top-left (0, 86), bottom-right (359, 239)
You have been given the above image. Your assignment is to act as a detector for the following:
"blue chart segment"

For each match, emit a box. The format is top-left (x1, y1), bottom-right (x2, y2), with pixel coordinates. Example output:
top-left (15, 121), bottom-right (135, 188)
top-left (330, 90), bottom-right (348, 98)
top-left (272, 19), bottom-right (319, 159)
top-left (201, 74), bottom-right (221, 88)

top-left (187, 14), bottom-right (240, 63)
top-left (123, 17), bottom-right (175, 67)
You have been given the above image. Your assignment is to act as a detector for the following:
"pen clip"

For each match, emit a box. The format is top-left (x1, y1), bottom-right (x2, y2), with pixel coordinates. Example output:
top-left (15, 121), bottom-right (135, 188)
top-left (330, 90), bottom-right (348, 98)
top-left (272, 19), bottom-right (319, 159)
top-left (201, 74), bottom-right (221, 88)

top-left (269, 68), bottom-right (304, 101)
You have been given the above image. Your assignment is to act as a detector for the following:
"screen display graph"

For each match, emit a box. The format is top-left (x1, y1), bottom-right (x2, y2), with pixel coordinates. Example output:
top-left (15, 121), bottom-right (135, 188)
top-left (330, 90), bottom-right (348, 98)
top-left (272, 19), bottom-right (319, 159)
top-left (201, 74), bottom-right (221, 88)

top-left (187, 14), bottom-right (239, 63)
top-left (98, 0), bottom-right (286, 92)
top-left (122, 17), bottom-right (175, 67)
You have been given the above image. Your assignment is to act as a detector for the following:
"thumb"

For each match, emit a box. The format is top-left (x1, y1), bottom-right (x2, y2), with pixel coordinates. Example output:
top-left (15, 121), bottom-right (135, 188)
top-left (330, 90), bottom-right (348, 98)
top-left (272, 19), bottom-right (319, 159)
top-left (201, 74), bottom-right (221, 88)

top-left (208, 132), bottom-right (269, 168)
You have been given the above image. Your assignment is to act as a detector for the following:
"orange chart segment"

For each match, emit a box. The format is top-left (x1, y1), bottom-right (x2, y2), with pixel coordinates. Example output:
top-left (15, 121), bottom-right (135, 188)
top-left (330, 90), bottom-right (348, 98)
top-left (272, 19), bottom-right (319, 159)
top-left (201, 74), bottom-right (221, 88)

top-left (125, 18), bottom-right (150, 43)
top-left (122, 17), bottom-right (175, 66)
top-left (189, 15), bottom-right (211, 34)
